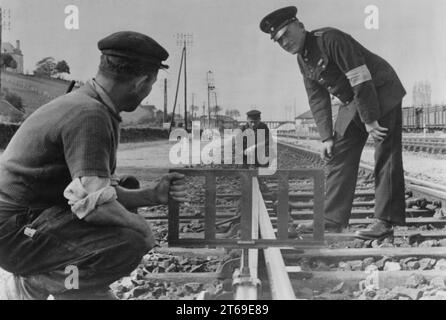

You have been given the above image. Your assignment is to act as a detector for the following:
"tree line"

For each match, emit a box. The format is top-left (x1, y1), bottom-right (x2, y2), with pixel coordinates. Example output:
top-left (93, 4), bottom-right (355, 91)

top-left (34, 57), bottom-right (70, 78)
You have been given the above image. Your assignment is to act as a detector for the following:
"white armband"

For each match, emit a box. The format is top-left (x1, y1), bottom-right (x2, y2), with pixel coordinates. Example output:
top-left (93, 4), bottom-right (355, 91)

top-left (345, 64), bottom-right (372, 87)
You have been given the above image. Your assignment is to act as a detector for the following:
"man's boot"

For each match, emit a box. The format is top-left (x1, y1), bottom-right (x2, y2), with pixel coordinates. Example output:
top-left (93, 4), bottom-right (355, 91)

top-left (354, 219), bottom-right (394, 240)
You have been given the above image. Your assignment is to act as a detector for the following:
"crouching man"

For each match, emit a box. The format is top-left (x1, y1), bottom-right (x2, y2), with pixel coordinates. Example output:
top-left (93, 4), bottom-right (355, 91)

top-left (0, 31), bottom-right (186, 299)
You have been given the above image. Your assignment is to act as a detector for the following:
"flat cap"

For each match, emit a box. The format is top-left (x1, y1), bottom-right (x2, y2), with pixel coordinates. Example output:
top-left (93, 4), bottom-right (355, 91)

top-left (247, 110), bottom-right (261, 118)
top-left (98, 31), bottom-right (169, 69)
top-left (260, 6), bottom-right (298, 41)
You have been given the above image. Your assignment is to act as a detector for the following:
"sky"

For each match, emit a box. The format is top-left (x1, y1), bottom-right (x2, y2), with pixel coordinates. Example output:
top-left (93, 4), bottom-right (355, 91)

top-left (2, 0), bottom-right (446, 120)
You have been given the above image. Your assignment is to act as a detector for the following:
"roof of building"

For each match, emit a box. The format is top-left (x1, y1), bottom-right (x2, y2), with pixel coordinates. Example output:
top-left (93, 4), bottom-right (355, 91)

top-left (1, 42), bottom-right (22, 56)
top-left (121, 104), bottom-right (158, 125)
top-left (0, 99), bottom-right (24, 121)
top-left (199, 114), bottom-right (237, 121)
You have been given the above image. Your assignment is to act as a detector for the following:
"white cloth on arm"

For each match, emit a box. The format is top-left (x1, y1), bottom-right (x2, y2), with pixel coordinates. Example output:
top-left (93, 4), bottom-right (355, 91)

top-left (63, 176), bottom-right (117, 219)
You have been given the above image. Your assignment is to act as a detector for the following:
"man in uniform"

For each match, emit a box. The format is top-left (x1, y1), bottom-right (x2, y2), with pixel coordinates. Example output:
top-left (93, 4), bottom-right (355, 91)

top-left (241, 109), bottom-right (271, 168)
top-left (0, 31), bottom-right (187, 299)
top-left (260, 6), bottom-right (406, 239)
top-left (239, 110), bottom-right (298, 235)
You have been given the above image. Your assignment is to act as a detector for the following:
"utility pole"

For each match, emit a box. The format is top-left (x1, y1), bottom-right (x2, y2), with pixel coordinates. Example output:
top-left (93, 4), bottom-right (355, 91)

top-left (293, 99), bottom-right (297, 120)
top-left (214, 91), bottom-right (219, 128)
top-left (293, 98), bottom-right (297, 130)
top-left (183, 42), bottom-right (187, 130)
top-left (0, 7), bottom-right (3, 96)
top-left (175, 33), bottom-right (193, 131)
top-left (191, 93), bottom-right (196, 119)
top-left (206, 71), bottom-right (215, 128)
top-left (163, 79), bottom-right (167, 124)
top-left (169, 44), bottom-right (185, 135)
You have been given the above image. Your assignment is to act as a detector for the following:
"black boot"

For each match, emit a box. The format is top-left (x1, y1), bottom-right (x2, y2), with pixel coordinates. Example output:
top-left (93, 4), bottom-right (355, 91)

top-left (354, 219), bottom-right (394, 240)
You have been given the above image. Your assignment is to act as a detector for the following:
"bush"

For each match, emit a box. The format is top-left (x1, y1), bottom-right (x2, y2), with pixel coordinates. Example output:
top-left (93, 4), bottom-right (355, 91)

top-left (3, 89), bottom-right (24, 112)
top-left (120, 127), bottom-right (168, 143)
top-left (0, 123), bottom-right (19, 149)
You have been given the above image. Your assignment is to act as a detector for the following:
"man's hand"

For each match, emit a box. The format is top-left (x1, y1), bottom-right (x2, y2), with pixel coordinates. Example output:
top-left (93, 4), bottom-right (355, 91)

top-left (154, 172), bottom-right (187, 204)
top-left (321, 138), bottom-right (334, 161)
top-left (365, 120), bottom-right (388, 142)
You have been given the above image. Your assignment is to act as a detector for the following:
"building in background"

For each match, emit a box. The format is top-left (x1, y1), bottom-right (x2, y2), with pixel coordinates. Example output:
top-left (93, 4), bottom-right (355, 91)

top-left (199, 114), bottom-right (238, 130)
top-left (295, 98), bottom-right (341, 135)
top-left (1, 40), bottom-right (24, 74)
top-left (121, 104), bottom-right (160, 127)
top-left (412, 81), bottom-right (432, 108)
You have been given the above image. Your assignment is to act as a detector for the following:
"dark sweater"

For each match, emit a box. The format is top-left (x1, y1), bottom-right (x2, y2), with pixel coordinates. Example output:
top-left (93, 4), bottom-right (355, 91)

top-left (0, 82), bottom-right (120, 209)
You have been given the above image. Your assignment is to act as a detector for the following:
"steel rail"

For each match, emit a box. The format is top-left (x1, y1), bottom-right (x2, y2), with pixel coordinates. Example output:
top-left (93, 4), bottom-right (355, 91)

top-left (234, 177), bottom-right (259, 300)
top-left (255, 178), bottom-right (296, 300)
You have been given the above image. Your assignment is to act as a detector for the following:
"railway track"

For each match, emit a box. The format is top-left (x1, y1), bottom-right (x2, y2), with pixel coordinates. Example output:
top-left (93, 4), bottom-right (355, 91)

top-left (279, 132), bottom-right (446, 154)
top-left (126, 140), bottom-right (446, 300)
top-left (368, 137), bottom-right (446, 154)
top-left (256, 141), bottom-right (446, 299)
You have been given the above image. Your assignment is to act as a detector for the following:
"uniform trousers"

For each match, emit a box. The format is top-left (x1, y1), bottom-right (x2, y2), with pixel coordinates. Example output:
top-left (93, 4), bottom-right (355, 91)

top-left (324, 104), bottom-right (406, 227)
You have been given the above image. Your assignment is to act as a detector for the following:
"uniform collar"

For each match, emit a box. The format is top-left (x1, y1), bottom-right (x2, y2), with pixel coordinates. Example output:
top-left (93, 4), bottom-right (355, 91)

top-left (299, 31), bottom-right (324, 64)
top-left (87, 79), bottom-right (122, 122)
top-left (302, 31), bottom-right (313, 58)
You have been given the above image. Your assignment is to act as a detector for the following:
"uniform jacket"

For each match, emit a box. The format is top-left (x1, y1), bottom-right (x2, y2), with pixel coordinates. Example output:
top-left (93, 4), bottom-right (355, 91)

top-left (297, 28), bottom-right (406, 141)
top-left (241, 122), bottom-right (271, 150)
top-left (240, 121), bottom-right (271, 167)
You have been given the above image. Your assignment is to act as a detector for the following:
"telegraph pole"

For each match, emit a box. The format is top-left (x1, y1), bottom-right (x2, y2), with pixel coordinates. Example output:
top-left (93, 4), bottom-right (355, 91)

top-left (163, 79), bottom-right (167, 124)
top-left (175, 33), bottom-right (193, 131)
top-left (294, 99), bottom-right (297, 119)
top-left (169, 45), bottom-right (184, 135)
top-left (183, 42), bottom-right (187, 130)
top-left (214, 91), bottom-right (219, 128)
top-left (206, 71), bottom-right (214, 128)
top-left (0, 7), bottom-right (3, 96)
top-left (293, 98), bottom-right (297, 130)
top-left (191, 93), bottom-right (196, 119)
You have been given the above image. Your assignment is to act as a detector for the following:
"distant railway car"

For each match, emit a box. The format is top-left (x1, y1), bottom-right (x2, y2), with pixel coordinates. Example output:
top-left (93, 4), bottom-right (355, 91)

top-left (402, 107), bottom-right (423, 132)
top-left (402, 107), bottom-right (417, 132)
top-left (424, 105), bottom-right (446, 131)
top-left (401, 105), bottom-right (446, 132)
